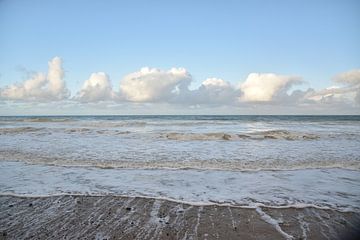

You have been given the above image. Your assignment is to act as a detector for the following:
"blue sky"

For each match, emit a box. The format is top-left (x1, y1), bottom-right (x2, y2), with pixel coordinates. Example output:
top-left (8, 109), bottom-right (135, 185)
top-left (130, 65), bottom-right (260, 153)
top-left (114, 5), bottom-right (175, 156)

top-left (0, 0), bottom-right (359, 114)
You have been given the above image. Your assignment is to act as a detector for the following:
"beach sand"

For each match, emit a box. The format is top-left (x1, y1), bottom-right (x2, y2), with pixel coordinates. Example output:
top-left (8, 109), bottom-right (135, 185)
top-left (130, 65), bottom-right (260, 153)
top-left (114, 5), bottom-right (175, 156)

top-left (0, 195), bottom-right (359, 240)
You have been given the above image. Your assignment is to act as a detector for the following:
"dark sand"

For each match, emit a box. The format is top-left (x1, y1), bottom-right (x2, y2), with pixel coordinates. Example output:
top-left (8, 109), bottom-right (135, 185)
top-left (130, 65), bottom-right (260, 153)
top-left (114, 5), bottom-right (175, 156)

top-left (0, 195), bottom-right (359, 240)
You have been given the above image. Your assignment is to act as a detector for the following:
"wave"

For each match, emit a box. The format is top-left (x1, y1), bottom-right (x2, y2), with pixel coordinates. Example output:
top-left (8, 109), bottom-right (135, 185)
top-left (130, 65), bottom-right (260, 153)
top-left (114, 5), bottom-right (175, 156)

top-left (162, 130), bottom-right (320, 141)
top-left (0, 126), bottom-right (132, 135)
top-left (164, 132), bottom-right (233, 140)
top-left (80, 121), bottom-right (147, 128)
top-left (1, 150), bottom-right (359, 171)
top-left (0, 127), bottom-right (44, 135)
top-left (80, 121), bottom-right (232, 128)
top-left (1, 161), bottom-right (359, 213)
top-left (1, 126), bottom-right (357, 142)
top-left (251, 130), bottom-right (320, 140)
top-left (0, 117), bottom-right (73, 123)
top-left (64, 128), bottom-right (131, 135)
top-left (23, 117), bottom-right (73, 122)
top-left (64, 128), bottom-right (92, 133)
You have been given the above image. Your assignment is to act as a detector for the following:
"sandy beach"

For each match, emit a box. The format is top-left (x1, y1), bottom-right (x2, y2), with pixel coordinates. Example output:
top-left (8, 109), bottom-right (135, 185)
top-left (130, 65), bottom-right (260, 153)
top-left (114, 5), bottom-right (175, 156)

top-left (1, 195), bottom-right (359, 240)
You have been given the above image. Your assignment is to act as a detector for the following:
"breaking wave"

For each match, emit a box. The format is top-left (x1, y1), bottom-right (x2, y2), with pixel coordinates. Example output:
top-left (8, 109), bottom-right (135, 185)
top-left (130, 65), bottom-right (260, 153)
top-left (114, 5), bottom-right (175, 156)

top-left (80, 121), bottom-right (147, 128)
top-left (0, 127), bottom-right (44, 135)
top-left (1, 149), bottom-right (359, 171)
top-left (0, 127), bottom-right (132, 135)
top-left (163, 132), bottom-right (233, 140)
top-left (162, 130), bottom-right (320, 141)
top-left (79, 121), bottom-right (234, 128)
top-left (64, 128), bottom-right (131, 135)
top-left (22, 117), bottom-right (73, 122)
top-left (0, 117), bottom-right (73, 123)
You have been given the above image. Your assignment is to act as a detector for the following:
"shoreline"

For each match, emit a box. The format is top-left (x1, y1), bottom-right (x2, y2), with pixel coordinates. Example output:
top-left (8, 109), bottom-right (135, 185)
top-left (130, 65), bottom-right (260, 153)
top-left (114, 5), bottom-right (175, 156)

top-left (1, 195), bottom-right (359, 239)
top-left (0, 193), bottom-right (356, 213)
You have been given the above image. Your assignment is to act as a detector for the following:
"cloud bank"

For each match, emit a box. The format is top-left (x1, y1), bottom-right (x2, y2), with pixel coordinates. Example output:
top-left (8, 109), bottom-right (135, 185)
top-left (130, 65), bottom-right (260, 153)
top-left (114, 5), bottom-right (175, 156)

top-left (1, 57), bottom-right (359, 113)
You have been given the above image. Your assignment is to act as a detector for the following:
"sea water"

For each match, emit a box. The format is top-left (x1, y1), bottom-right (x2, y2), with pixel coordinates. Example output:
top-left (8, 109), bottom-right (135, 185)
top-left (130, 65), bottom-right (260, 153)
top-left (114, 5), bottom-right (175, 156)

top-left (0, 115), bottom-right (359, 211)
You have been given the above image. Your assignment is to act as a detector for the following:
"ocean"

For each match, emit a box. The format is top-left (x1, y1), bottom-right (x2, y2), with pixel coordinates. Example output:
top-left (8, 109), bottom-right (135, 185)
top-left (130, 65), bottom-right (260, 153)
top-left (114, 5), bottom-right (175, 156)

top-left (1, 115), bottom-right (359, 212)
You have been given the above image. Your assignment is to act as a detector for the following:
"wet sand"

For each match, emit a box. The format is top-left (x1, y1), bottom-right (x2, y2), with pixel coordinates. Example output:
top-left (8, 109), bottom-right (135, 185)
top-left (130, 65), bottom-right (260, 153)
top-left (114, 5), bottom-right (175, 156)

top-left (0, 195), bottom-right (359, 240)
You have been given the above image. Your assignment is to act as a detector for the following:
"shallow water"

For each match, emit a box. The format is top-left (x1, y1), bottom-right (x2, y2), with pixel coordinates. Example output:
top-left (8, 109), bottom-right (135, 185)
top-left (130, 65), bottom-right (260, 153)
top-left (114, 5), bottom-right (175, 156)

top-left (1, 161), bottom-right (360, 212)
top-left (0, 115), bottom-right (359, 211)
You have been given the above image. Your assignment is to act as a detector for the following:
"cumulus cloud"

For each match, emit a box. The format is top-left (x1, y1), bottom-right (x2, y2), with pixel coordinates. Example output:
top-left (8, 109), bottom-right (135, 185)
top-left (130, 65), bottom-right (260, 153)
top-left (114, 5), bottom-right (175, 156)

top-left (0, 57), bottom-right (69, 101)
top-left (185, 78), bottom-right (239, 105)
top-left (306, 69), bottom-right (360, 105)
top-left (239, 73), bottom-right (301, 102)
top-left (335, 69), bottom-right (360, 104)
top-left (76, 72), bottom-right (116, 102)
top-left (334, 69), bottom-right (360, 86)
top-left (202, 78), bottom-right (230, 88)
top-left (119, 67), bottom-right (192, 102)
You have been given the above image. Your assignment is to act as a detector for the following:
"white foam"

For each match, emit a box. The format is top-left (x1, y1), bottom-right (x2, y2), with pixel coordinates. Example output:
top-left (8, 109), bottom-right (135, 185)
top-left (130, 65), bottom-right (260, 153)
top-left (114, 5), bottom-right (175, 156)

top-left (1, 161), bottom-right (359, 212)
top-left (163, 130), bottom-right (320, 141)
top-left (0, 127), bottom-right (44, 134)
top-left (297, 213), bottom-right (310, 240)
top-left (255, 205), bottom-right (294, 239)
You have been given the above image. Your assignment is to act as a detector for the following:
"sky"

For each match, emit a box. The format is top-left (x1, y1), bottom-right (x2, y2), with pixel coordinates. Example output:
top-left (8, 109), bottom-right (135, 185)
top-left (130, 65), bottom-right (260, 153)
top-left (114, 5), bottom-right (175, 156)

top-left (0, 0), bottom-right (359, 115)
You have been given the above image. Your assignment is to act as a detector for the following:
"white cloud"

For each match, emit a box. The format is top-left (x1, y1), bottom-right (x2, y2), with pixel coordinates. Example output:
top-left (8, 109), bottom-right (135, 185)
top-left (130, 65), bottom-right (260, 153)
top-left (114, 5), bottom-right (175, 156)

top-left (1, 57), bottom-right (359, 114)
top-left (202, 78), bottom-right (231, 88)
top-left (335, 69), bottom-right (360, 105)
top-left (76, 72), bottom-right (116, 102)
top-left (0, 57), bottom-right (69, 101)
top-left (239, 73), bottom-right (301, 102)
top-left (305, 69), bottom-right (360, 105)
top-left (188, 78), bottom-right (238, 104)
top-left (119, 67), bottom-right (192, 102)
top-left (306, 86), bottom-right (347, 101)
top-left (334, 69), bottom-right (360, 86)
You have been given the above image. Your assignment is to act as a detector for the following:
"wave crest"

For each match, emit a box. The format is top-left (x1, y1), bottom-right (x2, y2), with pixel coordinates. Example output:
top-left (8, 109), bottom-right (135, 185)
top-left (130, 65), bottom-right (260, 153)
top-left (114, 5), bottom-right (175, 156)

top-left (252, 130), bottom-right (320, 140)
top-left (162, 130), bottom-right (320, 141)
top-left (23, 117), bottom-right (72, 122)
top-left (164, 132), bottom-right (232, 141)
top-left (0, 127), bottom-right (44, 135)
